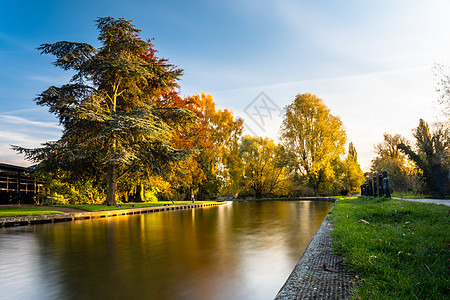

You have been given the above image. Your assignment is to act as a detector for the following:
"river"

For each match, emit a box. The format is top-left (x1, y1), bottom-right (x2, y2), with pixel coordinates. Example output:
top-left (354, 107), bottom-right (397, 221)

top-left (0, 200), bottom-right (332, 300)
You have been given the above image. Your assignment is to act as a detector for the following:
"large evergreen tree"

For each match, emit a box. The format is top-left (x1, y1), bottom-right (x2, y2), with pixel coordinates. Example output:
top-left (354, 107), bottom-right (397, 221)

top-left (398, 119), bottom-right (449, 197)
top-left (14, 17), bottom-right (195, 205)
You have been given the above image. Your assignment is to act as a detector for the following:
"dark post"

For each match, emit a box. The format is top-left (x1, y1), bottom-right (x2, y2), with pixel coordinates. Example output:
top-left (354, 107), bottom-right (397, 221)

top-left (378, 174), bottom-right (384, 197)
top-left (368, 179), bottom-right (373, 196)
top-left (372, 176), bottom-right (378, 197)
top-left (382, 170), bottom-right (391, 198)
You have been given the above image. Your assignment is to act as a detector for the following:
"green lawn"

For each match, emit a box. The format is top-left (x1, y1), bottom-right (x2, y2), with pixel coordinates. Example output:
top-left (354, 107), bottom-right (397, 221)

top-left (0, 201), bottom-right (222, 217)
top-left (0, 206), bottom-right (64, 217)
top-left (328, 196), bottom-right (449, 299)
top-left (63, 201), bottom-right (220, 212)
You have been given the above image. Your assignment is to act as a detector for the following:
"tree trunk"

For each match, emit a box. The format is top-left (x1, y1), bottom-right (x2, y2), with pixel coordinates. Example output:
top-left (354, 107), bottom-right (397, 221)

top-left (107, 162), bottom-right (117, 206)
top-left (136, 183), bottom-right (145, 202)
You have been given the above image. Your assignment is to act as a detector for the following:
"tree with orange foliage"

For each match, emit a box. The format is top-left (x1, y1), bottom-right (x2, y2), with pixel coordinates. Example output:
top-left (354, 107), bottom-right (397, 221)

top-left (158, 93), bottom-right (243, 200)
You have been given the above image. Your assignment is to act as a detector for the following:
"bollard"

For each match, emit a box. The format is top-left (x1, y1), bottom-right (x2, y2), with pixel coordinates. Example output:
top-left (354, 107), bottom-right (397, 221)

top-left (382, 170), bottom-right (391, 198)
top-left (373, 176), bottom-right (378, 197)
top-left (378, 174), bottom-right (384, 197)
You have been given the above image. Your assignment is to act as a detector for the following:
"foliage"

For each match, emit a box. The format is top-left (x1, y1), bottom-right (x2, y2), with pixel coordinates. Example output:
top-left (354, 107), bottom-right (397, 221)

top-left (13, 17), bottom-right (195, 205)
top-left (35, 171), bottom-right (106, 204)
top-left (160, 93), bottom-right (243, 200)
top-left (434, 63), bottom-right (450, 118)
top-left (398, 119), bottom-right (449, 198)
top-left (238, 136), bottom-right (289, 198)
top-left (280, 93), bottom-right (347, 195)
top-left (369, 133), bottom-right (419, 193)
top-left (329, 197), bottom-right (449, 299)
top-left (333, 143), bottom-right (365, 195)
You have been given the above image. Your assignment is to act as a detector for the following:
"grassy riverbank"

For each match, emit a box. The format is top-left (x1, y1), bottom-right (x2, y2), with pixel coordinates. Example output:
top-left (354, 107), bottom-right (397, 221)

top-left (0, 201), bottom-right (220, 217)
top-left (328, 196), bottom-right (449, 299)
top-left (63, 201), bottom-right (219, 212)
top-left (0, 205), bottom-right (65, 217)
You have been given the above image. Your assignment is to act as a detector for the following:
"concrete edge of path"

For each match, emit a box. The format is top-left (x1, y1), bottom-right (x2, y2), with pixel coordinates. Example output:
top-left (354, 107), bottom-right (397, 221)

top-left (275, 206), bottom-right (355, 300)
top-left (392, 197), bottom-right (450, 206)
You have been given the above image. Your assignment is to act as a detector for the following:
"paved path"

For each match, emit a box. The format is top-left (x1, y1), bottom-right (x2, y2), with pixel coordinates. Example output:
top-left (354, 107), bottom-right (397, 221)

top-left (275, 212), bottom-right (355, 299)
top-left (39, 206), bottom-right (87, 213)
top-left (392, 197), bottom-right (450, 206)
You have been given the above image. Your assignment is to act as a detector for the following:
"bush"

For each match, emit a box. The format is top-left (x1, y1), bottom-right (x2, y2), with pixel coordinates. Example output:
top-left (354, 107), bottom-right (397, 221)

top-left (38, 176), bottom-right (105, 204)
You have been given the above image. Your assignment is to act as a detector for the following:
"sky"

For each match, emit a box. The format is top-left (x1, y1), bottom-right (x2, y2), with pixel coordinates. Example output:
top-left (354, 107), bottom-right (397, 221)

top-left (1, 0), bottom-right (450, 171)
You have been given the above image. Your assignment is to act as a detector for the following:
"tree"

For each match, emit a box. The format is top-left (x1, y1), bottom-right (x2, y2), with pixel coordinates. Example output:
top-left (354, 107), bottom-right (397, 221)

top-left (348, 142), bottom-right (358, 162)
top-left (13, 17), bottom-right (195, 205)
top-left (239, 136), bottom-right (288, 198)
top-left (369, 133), bottom-right (417, 193)
top-left (156, 92), bottom-right (243, 200)
top-left (339, 142), bottom-right (365, 194)
top-left (280, 93), bottom-right (347, 195)
top-left (434, 64), bottom-right (450, 118)
top-left (398, 119), bottom-right (449, 197)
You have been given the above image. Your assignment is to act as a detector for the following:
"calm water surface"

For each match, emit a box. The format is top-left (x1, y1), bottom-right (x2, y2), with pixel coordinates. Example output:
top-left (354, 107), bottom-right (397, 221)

top-left (0, 201), bottom-right (332, 300)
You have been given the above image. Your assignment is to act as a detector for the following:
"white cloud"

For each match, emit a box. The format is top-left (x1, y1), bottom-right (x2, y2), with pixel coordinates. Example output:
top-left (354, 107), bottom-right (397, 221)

top-left (208, 66), bottom-right (441, 171)
top-left (26, 74), bottom-right (72, 86)
top-left (0, 115), bottom-right (60, 129)
top-left (0, 114), bottom-right (61, 166)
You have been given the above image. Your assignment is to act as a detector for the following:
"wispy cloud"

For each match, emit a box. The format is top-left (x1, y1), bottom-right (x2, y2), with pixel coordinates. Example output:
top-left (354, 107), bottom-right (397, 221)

top-left (0, 114), bottom-right (60, 129)
top-left (0, 113), bottom-right (61, 166)
top-left (26, 74), bottom-right (72, 86)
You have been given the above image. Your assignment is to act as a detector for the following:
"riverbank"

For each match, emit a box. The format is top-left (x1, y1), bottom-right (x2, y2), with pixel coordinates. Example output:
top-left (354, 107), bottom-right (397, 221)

top-left (0, 202), bottom-right (225, 227)
top-left (275, 206), bottom-right (355, 299)
top-left (327, 196), bottom-right (449, 299)
top-left (231, 197), bottom-right (335, 202)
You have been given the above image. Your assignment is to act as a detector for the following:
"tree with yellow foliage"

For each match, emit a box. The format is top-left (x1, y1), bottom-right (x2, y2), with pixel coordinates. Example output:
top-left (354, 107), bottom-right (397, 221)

top-left (239, 136), bottom-right (289, 198)
top-left (370, 133), bottom-right (418, 193)
top-left (280, 93), bottom-right (347, 195)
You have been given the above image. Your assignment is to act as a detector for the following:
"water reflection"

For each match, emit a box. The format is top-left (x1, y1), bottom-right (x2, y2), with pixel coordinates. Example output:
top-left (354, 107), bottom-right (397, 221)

top-left (0, 201), bottom-right (332, 300)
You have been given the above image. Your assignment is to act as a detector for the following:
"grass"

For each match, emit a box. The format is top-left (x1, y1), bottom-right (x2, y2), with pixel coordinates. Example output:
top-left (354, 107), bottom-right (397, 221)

top-left (328, 196), bottom-right (449, 299)
top-left (0, 205), bottom-right (64, 217)
top-left (58, 201), bottom-right (220, 212)
top-left (0, 201), bottom-right (221, 216)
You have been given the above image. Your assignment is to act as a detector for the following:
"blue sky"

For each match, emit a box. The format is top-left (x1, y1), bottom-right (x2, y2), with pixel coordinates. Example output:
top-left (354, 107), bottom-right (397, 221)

top-left (1, 0), bottom-right (449, 170)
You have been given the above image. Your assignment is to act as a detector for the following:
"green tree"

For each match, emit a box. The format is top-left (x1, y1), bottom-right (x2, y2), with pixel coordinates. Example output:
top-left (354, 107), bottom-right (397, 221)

top-left (339, 142), bottom-right (365, 194)
top-left (280, 93), bottom-right (347, 195)
top-left (369, 133), bottom-right (417, 193)
top-left (239, 136), bottom-right (288, 198)
top-left (434, 64), bottom-right (450, 118)
top-left (398, 119), bottom-right (449, 197)
top-left (13, 17), bottom-right (195, 205)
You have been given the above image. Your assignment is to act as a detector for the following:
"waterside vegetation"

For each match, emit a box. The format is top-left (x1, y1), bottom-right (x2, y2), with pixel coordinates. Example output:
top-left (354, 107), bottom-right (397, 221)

top-left (0, 201), bottom-right (219, 217)
top-left (11, 17), bottom-right (365, 205)
top-left (329, 196), bottom-right (449, 299)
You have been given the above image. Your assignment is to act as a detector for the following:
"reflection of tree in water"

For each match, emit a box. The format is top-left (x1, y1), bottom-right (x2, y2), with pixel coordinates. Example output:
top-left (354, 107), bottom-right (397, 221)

top-left (31, 201), bottom-right (332, 300)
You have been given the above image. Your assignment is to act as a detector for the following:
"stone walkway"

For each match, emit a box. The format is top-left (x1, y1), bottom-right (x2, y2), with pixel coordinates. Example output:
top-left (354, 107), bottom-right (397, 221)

top-left (275, 212), bottom-right (355, 300)
top-left (39, 205), bottom-right (86, 213)
top-left (392, 197), bottom-right (450, 206)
